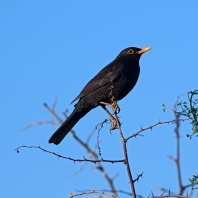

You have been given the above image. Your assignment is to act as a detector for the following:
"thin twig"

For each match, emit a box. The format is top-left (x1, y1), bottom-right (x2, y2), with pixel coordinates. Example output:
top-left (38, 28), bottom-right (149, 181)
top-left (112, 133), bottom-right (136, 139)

top-left (15, 145), bottom-right (125, 164)
top-left (126, 118), bottom-right (189, 141)
top-left (43, 99), bottom-right (118, 196)
top-left (173, 97), bottom-right (184, 194)
top-left (155, 97), bottom-right (193, 196)
top-left (52, 96), bottom-right (58, 110)
top-left (149, 194), bottom-right (189, 198)
top-left (65, 162), bottom-right (87, 179)
top-left (80, 190), bottom-right (143, 198)
top-left (43, 102), bottom-right (63, 123)
top-left (97, 189), bottom-right (133, 196)
top-left (67, 130), bottom-right (118, 196)
top-left (133, 172), bottom-right (144, 183)
top-left (86, 128), bottom-right (97, 144)
top-left (69, 190), bottom-right (118, 198)
top-left (95, 119), bottom-right (109, 156)
top-left (20, 120), bottom-right (59, 131)
top-left (153, 186), bottom-right (175, 195)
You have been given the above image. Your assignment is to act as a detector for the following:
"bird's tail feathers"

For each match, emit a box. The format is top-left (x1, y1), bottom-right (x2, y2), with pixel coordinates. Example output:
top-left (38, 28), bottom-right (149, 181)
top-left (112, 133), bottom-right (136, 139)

top-left (48, 105), bottom-right (92, 145)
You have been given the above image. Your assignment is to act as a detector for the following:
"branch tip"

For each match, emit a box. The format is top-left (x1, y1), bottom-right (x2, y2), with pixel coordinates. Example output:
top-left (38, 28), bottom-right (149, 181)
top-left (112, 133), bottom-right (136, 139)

top-left (43, 102), bottom-right (48, 107)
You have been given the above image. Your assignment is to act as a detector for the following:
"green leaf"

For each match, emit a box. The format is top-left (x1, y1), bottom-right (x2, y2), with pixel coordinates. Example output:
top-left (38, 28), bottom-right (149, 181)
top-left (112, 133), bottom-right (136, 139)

top-left (189, 178), bottom-right (193, 183)
top-left (162, 103), bottom-right (166, 112)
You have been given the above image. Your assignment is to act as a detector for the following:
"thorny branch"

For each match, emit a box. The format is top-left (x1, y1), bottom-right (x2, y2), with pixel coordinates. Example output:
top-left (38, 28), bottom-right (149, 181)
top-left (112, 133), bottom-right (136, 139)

top-left (20, 98), bottom-right (118, 196)
top-left (69, 190), bottom-right (118, 198)
top-left (66, 141), bottom-right (105, 179)
top-left (70, 130), bottom-right (118, 195)
top-left (15, 145), bottom-right (125, 164)
top-left (167, 101), bottom-right (193, 195)
top-left (114, 109), bottom-right (137, 198)
top-left (126, 118), bottom-right (189, 141)
top-left (95, 119), bottom-right (109, 156)
top-left (133, 172), bottom-right (144, 183)
top-left (18, 96), bottom-right (194, 198)
top-left (154, 97), bottom-right (193, 197)
top-left (149, 194), bottom-right (189, 198)
top-left (95, 189), bottom-right (136, 197)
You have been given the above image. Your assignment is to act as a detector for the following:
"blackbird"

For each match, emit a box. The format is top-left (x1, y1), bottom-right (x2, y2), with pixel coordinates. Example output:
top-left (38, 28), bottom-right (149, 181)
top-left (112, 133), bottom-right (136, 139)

top-left (49, 46), bottom-right (151, 145)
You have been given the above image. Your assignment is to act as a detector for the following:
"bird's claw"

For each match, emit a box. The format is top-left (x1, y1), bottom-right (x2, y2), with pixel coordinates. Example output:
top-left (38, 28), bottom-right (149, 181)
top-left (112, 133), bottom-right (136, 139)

top-left (110, 101), bottom-right (120, 114)
top-left (110, 118), bottom-right (120, 131)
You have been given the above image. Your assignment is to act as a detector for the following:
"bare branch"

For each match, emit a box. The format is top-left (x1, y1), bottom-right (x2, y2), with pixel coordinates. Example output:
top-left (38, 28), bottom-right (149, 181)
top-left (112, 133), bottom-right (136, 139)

top-left (20, 120), bottom-right (59, 131)
top-left (15, 145), bottom-right (125, 164)
top-left (96, 189), bottom-right (132, 196)
top-left (126, 118), bottom-right (189, 141)
top-left (149, 194), bottom-right (189, 198)
top-left (69, 190), bottom-right (118, 198)
top-left (95, 119), bottom-right (109, 156)
top-left (155, 97), bottom-right (193, 196)
top-left (133, 172), bottom-right (144, 183)
top-left (21, 96), bottom-right (194, 198)
top-left (68, 130), bottom-right (118, 195)
top-left (43, 102), bottom-right (63, 123)
top-left (86, 128), bottom-right (97, 144)
top-left (153, 186), bottom-right (175, 195)
top-left (173, 102), bottom-right (183, 194)
top-left (52, 96), bottom-right (58, 110)
top-left (114, 110), bottom-right (137, 198)
top-left (65, 162), bottom-right (87, 179)
top-left (36, 101), bottom-right (118, 196)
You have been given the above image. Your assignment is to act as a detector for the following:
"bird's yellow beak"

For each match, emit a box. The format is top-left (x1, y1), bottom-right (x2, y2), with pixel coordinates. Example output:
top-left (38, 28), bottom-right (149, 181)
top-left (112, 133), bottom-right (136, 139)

top-left (136, 47), bottom-right (152, 54)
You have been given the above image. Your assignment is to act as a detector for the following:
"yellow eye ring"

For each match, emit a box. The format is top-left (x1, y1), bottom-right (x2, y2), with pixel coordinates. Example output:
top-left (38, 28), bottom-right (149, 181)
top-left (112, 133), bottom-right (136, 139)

top-left (128, 49), bottom-right (134, 54)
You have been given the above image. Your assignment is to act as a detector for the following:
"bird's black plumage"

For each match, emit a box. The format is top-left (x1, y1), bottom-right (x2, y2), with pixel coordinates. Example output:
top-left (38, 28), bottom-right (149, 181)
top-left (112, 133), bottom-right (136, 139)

top-left (49, 46), bottom-right (151, 145)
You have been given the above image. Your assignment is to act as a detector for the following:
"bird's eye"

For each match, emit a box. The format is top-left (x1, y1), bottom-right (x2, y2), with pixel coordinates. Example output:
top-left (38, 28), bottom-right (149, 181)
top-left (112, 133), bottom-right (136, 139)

top-left (128, 49), bottom-right (134, 54)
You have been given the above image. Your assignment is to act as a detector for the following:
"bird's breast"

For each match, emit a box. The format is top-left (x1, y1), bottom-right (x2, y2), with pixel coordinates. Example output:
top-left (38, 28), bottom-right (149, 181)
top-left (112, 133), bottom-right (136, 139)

top-left (112, 65), bottom-right (140, 100)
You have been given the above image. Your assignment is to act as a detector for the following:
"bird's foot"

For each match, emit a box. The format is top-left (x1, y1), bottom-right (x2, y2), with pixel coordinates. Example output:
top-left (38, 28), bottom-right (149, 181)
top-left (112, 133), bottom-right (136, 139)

top-left (100, 100), bottom-right (120, 114)
top-left (110, 100), bottom-right (120, 114)
top-left (109, 118), bottom-right (120, 131)
top-left (108, 86), bottom-right (120, 114)
top-left (100, 96), bottom-right (120, 131)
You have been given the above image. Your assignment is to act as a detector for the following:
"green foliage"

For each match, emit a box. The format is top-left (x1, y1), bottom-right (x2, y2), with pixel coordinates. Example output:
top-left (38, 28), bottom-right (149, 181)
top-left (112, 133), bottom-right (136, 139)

top-left (162, 103), bottom-right (166, 112)
top-left (162, 90), bottom-right (198, 139)
top-left (177, 90), bottom-right (198, 139)
top-left (189, 175), bottom-right (198, 193)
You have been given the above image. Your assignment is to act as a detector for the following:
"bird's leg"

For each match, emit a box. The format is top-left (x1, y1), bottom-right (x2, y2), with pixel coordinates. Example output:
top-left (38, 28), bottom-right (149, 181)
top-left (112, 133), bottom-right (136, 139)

top-left (111, 98), bottom-right (120, 114)
top-left (100, 100), bottom-right (120, 114)
top-left (108, 85), bottom-right (120, 114)
top-left (100, 104), bottom-right (115, 119)
top-left (99, 86), bottom-right (121, 130)
top-left (100, 104), bottom-right (119, 130)
top-left (100, 105), bottom-right (117, 130)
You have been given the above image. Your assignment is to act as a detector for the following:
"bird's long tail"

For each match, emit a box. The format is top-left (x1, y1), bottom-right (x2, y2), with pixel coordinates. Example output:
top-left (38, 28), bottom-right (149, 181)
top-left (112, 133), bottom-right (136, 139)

top-left (48, 104), bottom-right (92, 145)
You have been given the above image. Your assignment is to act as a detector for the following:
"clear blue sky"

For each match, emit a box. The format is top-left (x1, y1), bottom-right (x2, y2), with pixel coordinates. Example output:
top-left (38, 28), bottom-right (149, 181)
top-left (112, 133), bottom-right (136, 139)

top-left (1, 1), bottom-right (198, 198)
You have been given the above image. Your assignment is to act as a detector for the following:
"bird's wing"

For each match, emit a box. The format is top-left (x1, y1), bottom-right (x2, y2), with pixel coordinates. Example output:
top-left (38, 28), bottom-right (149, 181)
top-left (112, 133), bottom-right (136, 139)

top-left (71, 62), bottom-right (123, 103)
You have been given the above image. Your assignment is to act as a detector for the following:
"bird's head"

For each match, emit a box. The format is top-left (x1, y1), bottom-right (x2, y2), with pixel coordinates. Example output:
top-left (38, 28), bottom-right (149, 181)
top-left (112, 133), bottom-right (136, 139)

top-left (116, 46), bottom-right (151, 62)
